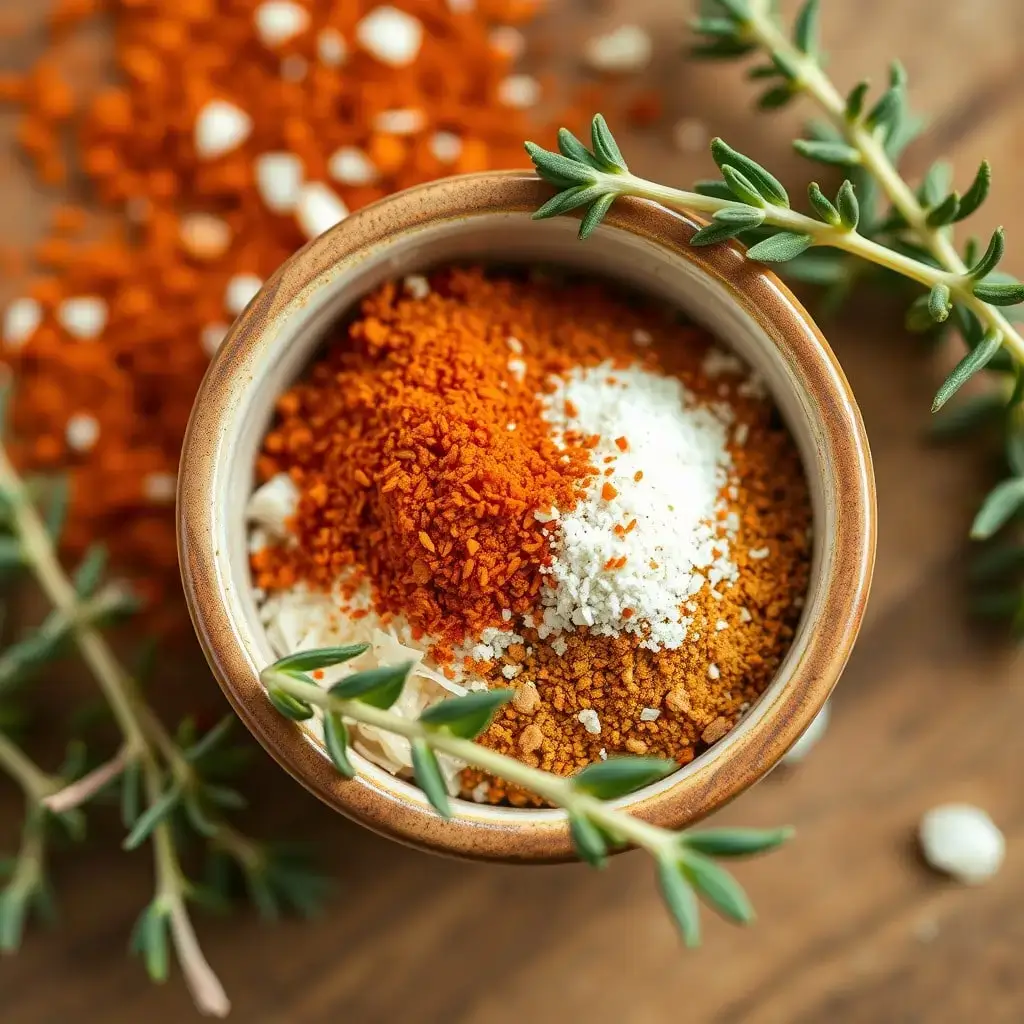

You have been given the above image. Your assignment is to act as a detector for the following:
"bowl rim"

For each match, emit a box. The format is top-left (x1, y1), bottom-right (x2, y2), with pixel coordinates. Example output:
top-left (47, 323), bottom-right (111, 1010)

top-left (178, 170), bottom-right (876, 862)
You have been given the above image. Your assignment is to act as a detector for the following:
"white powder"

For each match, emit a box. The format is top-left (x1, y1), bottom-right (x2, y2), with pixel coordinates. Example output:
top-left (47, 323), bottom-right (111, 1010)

top-left (536, 362), bottom-right (737, 651)
top-left (246, 484), bottom-right (469, 793)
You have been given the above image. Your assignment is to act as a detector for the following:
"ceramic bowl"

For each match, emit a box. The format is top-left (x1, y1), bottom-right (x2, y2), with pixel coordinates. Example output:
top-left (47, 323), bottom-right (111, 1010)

top-left (178, 171), bottom-right (875, 862)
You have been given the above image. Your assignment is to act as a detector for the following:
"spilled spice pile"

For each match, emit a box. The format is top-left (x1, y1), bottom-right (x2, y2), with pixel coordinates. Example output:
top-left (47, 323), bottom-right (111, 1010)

top-left (249, 266), bottom-right (812, 802)
top-left (0, 0), bottom-right (590, 606)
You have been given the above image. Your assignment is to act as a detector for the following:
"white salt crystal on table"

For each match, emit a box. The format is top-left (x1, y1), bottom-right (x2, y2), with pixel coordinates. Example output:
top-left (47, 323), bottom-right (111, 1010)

top-left (225, 274), bottom-right (263, 317)
top-left (317, 28), bottom-right (348, 66)
top-left (583, 25), bottom-right (652, 74)
top-left (254, 152), bottom-right (304, 213)
top-left (201, 322), bottom-right (229, 358)
top-left (489, 26), bottom-right (525, 61)
top-left (179, 213), bottom-right (231, 260)
top-left (498, 74), bottom-right (540, 109)
top-left (429, 131), bottom-right (463, 164)
top-left (143, 472), bottom-right (177, 504)
top-left (57, 297), bottom-right (107, 340)
top-left (3, 298), bottom-right (42, 349)
top-left (296, 183), bottom-right (348, 240)
top-left (919, 803), bottom-right (1005, 885)
top-left (195, 100), bottom-right (252, 159)
top-left (373, 108), bottom-right (425, 134)
top-left (328, 147), bottom-right (378, 185)
top-left (254, 1), bottom-right (310, 47)
top-left (66, 413), bottom-right (100, 452)
top-left (356, 7), bottom-right (423, 66)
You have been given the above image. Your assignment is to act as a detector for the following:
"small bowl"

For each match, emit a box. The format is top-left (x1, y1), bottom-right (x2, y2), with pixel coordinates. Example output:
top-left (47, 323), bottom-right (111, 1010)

top-left (178, 172), bottom-right (875, 862)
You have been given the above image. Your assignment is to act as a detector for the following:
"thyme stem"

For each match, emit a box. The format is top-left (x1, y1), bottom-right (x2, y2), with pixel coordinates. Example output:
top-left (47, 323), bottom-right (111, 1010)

top-left (603, 172), bottom-right (956, 290)
top-left (0, 731), bottom-right (58, 804)
top-left (43, 746), bottom-right (130, 813)
top-left (0, 441), bottom-right (230, 1012)
top-left (742, 0), bottom-right (1024, 364)
top-left (267, 672), bottom-right (676, 854)
top-left (0, 446), bottom-right (148, 757)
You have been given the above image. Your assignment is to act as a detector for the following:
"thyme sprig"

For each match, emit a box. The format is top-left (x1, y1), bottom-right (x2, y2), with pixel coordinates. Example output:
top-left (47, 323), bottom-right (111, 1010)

top-left (524, 0), bottom-right (1024, 632)
top-left (263, 649), bottom-right (792, 946)
top-left (0, 384), bottom-right (327, 1016)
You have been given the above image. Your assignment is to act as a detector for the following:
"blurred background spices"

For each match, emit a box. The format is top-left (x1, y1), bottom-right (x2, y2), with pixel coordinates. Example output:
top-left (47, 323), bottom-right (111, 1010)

top-left (1, 0), bottom-right (597, 608)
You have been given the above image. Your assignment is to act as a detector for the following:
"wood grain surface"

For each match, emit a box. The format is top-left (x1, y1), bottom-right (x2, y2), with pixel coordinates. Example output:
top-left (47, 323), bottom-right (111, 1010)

top-left (3, 1), bottom-right (1024, 1021)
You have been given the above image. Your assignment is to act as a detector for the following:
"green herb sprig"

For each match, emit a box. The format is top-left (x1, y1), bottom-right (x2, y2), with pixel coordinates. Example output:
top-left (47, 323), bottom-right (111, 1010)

top-left (525, 0), bottom-right (1024, 632)
top-left (262, 648), bottom-right (792, 946)
top-left (0, 383), bottom-right (327, 1016)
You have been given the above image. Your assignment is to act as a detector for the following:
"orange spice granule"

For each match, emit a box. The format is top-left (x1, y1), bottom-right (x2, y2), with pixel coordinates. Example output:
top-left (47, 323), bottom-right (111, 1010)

top-left (252, 266), bottom-right (699, 654)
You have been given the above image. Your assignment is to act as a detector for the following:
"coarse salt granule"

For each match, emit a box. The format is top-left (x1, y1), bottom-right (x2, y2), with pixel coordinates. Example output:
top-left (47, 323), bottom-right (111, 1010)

top-left (225, 274), bottom-right (263, 317)
top-left (403, 275), bottom-right (430, 299)
top-left (3, 298), bottom-right (42, 349)
top-left (583, 24), bottom-right (652, 74)
top-left (578, 708), bottom-right (601, 734)
top-left (703, 347), bottom-right (746, 378)
top-left (429, 131), bottom-right (463, 164)
top-left (356, 7), bottom-right (423, 67)
top-left (749, 546), bottom-right (770, 560)
top-left (373, 108), bottom-right (425, 135)
top-left (143, 472), bottom-right (177, 504)
top-left (465, 627), bottom-right (523, 663)
top-left (498, 74), bottom-right (540, 109)
top-left (179, 213), bottom-right (231, 261)
top-left (639, 707), bottom-right (660, 722)
top-left (201, 322), bottom-right (229, 357)
top-left (65, 413), bottom-right (99, 452)
top-left (708, 663), bottom-right (720, 680)
top-left (328, 146), bottom-right (378, 185)
top-left (295, 183), bottom-right (348, 240)
top-left (57, 296), bottom-right (107, 340)
top-left (316, 27), bottom-right (348, 66)
top-left (537, 362), bottom-right (737, 651)
top-left (489, 25), bottom-right (525, 61)
top-left (254, 152), bottom-right (304, 213)
top-left (254, 1), bottom-right (310, 47)
top-left (248, 473), bottom-right (299, 535)
top-left (919, 803), bottom-right (1005, 885)
top-left (194, 100), bottom-right (252, 159)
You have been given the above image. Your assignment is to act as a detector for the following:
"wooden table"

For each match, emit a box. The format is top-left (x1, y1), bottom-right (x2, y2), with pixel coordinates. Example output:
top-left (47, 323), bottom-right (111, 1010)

top-left (3, 1), bottom-right (1024, 1020)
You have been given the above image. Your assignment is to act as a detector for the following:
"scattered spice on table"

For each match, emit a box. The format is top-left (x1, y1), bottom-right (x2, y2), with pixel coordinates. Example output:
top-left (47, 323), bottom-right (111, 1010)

top-left (248, 266), bottom-right (812, 799)
top-left (0, 0), bottom-right (584, 606)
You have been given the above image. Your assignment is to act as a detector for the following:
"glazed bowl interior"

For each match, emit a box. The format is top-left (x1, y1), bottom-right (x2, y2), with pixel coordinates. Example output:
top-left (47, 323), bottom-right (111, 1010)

top-left (180, 173), bottom-right (874, 861)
